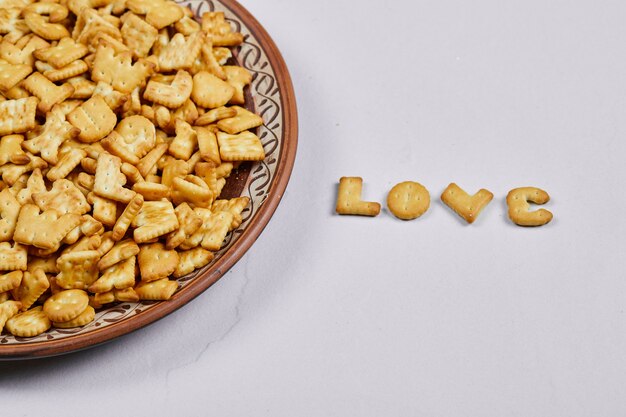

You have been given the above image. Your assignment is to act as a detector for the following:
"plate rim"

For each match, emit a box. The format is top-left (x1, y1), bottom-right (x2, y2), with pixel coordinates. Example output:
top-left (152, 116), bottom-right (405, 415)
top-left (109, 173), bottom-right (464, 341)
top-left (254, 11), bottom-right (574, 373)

top-left (0, 0), bottom-right (298, 360)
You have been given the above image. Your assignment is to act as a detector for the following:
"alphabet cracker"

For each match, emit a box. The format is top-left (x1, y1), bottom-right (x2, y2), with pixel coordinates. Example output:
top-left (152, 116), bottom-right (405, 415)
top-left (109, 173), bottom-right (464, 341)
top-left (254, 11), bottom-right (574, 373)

top-left (336, 177), bottom-right (381, 217)
top-left (440, 183), bottom-right (494, 224)
top-left (387, 181), bottom-right (430, 220)
top-left (506, 187), bottom-right (553, 227)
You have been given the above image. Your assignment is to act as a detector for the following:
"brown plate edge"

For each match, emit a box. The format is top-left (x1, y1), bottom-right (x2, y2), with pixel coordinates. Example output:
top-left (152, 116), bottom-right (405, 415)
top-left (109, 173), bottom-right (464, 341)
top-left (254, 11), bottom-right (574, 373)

top-left (0, 0), bottom-right (298, 360)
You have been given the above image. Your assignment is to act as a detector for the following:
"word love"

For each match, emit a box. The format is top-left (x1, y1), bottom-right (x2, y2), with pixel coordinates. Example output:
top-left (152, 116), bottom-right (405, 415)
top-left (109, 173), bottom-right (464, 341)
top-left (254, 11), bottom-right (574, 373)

top-left (335, 177), bottom-right (553, 227)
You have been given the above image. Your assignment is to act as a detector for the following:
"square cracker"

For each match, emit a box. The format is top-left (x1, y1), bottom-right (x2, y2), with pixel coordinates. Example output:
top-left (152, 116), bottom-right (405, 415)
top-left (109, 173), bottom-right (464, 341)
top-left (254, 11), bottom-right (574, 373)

top-left (216, 131), bottom-right (265, 161)
top-left (0, 97), bottom-right (38, 136)
top-left (121, 13), bottom-right (158, 59)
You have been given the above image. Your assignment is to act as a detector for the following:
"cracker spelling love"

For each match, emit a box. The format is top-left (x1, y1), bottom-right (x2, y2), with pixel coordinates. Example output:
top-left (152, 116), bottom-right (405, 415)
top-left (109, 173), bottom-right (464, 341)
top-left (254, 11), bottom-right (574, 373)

top-left (335, 177), bottom-right (553, 227)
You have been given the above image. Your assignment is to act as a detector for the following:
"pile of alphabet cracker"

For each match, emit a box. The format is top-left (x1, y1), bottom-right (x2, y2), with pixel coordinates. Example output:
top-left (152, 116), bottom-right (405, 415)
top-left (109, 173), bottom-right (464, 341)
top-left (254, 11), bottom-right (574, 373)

top-left (0, 0), bottom-right (265, 337)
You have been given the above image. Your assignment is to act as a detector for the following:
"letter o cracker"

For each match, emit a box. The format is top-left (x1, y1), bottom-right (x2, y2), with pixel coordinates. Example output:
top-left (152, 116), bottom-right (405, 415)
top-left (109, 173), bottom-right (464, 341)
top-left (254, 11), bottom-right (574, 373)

top-left (43, 289), bottom-right (89, 322)
top-left (191, 71), bottom-right (234, 109)
top-left (5, 306), bottom-right (51, 337)
top-left (387, 181), bottom-right (430, 220)
top-left (53, 305), bottom-right (95, 328)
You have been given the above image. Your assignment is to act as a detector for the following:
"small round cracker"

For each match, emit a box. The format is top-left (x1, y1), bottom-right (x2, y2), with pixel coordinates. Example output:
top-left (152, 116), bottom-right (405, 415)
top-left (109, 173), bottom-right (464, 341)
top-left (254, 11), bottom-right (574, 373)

top-left (387, 181), bottom-right (430, 220)
top-left (53, 305), bottom-right (95, 328)
top-left (43, 289), bottom-right (89, 322)
top-left (5, 306), bottom-right (51, 337)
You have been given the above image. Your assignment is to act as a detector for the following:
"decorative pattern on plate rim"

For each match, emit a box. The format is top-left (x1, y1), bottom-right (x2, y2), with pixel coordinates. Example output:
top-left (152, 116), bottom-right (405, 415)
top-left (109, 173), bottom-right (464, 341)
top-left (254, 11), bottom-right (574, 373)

top-left (0, 0), bottom-right (283, 345)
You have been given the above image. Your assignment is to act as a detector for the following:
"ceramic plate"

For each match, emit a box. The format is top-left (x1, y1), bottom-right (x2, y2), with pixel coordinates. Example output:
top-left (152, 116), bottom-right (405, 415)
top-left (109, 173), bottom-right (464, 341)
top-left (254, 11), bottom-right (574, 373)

top-left (0, 0), bottom-right (297, 360)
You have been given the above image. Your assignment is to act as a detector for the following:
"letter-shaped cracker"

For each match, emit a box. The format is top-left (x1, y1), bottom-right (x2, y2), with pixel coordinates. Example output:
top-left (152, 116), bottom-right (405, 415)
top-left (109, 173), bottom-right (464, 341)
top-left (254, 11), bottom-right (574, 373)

top-left (55, 250), bottom-right (100, 290)
top-left (23, 2), bottom-right (70, 40)
top-left (14, 204), bottom-right (82, 250)
top-left (143, 70), bottom-right (192, 109)
top-left (66, 75), bottom-right (95, 99)
top-left (120, 13), bottom-right (158, 58)
top-left (440, 183), bottom-right (494, 224)
top-left (112, 194), bottom-right (144, 241)
top-left (506, 187), bottom-right (553, 227)
top-left (0, 134), bottom-right (29, 165)
top-left (0, 242), bottom-right (27, 271)
top-left (92, 287), bottom-right (139, 307)
top-left (93, 153), bottom-right (136, 203)
top-left (0, 35), bottom-right (49, 67)
top-left (22, 72), bottom-right (74, 113)
top-left (138, 242), bottom-right (179, 282)
top-left (156, 31), bottom-right (202, 71)
top-left (173, 176), bottom-right (210, 208)
top-left (27, 256), bottom-right (59, 274)
top-left (189, 37), bottom-right (225, 79)
top-left (168, 119), bottom-right (197, 160)
top-left (88, 192), bottom-right (118, 226)
top-left (165, 202), bottom-right (203, 249)
top-left (216, 106), bottom-right (263, 135)
top-left (0, 58), bottom-right (32, 91)
top-left (195, 106), bottom-right (236, 126)
top-left (0, 188), bottom-right (21, 242)
top-left (134, 278), bottom-right (177, 300)
top-left (32, 179), bottom-right (91, 215)
top-left (223, 66), bottom-right (251, 105)
top-left (92, 81), bottom-right (129, 110)
top-left (97, 238), bottom-right (139, 270)
top-left (0, 270), bottom-right (22, 293)
top-left (211, 196), bottom-right (249, 230)
top-left (136, 142), bottom-right (168, 177)
top-left (0, 153), bottom-right (47, 186)
top-left (335, 177), bottom-right (381, 216)
top-left (89, 256), bottom-right (136, 293)
top-left (67, 95), bottom-right (117, 143)
top-left (132, 181), bottom-right (170, 200)
top-left (200, 11), bottom-right (244, 46)
top-left (387, 181), bottom-right (430, 220)
top-left (92, 41), bottom-right (154, 94)
top-left (0, 8), bottom-right (30, 43)
top-left (33, 37), bottom-right (88, 68)
top-left (46, 148), bottom-right (87, 181)
top-left (37, 59), bottom-right (89, 83)
top-left (22, 110), bottom-right (81, 164)
top-left (181, 208), bottom-right (232, 251)
top-left (161, 159), bottom-right (188, 188)
top-left (127, 0), bottom-right (184, 29)
top-left (131, 200), bottom-right (179, 243)
top-left (174, 14), bottom-right (200, 36)
top-left (195, 126), bottom-right (221, 166)
top-left (14, 269), bottom-right (49, 311)
top-left (191, 71), bottom-right (234, 109)
top-left (72, 8), bottom-right (121, 46)
top-left (109, 115), bottom-right (156, 161)
top-left (173, 247), bottom-right (214, 278)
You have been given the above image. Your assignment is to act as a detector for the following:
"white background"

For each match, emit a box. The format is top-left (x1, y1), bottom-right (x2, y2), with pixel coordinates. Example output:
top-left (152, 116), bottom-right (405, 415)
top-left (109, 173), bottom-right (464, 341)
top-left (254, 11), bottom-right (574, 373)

top-left (3, 0), bottom-right (626, 415)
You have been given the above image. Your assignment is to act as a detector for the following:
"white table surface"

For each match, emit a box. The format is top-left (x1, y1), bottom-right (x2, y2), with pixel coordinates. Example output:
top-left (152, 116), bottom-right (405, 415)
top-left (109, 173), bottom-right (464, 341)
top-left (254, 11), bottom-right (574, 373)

top-left (3, 0), bottom-right (626, 415)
